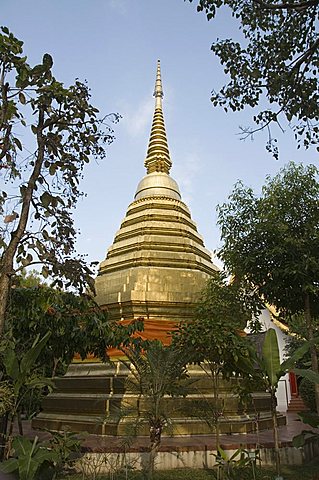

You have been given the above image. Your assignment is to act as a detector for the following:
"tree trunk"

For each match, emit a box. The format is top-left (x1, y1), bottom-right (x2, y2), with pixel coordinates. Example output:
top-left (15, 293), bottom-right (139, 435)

top-left (52, 357), bottom-right (60, 378)
top-left (0, 273), bottom-right (11, 335)
top-left (148, 421), bottom-right (162, 480)
top-left (4, 413), bottom-right (15, 460)
top-left (0, 108), bottom-right (45, 334)
top-left (147, 443), bottom-right (158, 480)
top-left (305, 294), bottom-right (319, 414)
top-left (17, 411), bottom-right (23, 435)
top-left (271, 390), bottom-right (281, 478)
top-left (211, 365), bottom-right (220, 450)
top-left (0, 414), bottom-right (8, 461)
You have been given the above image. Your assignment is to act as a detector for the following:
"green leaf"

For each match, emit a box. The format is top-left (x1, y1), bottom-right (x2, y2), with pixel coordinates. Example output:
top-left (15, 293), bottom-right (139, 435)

top-left (3, 348), bottom-right (19, 380)
top-left (262, 329), bottom-right (280, 387)
top-left (298, 411), bottom-right (319, 428)
top-left (40, 192), bottom-right (52, 208)
top-left (13, 435), bottom-right (33, 455)
top-left (0, 458), bottom-right (18, 473)
top-left (14, 137), bottom-right (23, 150)
top-left (294, 368), bottom-right (319, 384)
top-left (26, 376), bottom-right (53, 389)
top-left (18, 457), bottom-right (39, 480)
top-left (49, 163), bottom-right (57, 176)
top-left (43, 53), bottom-right (53, 68)
top-left (292, 432), bottom-right (306, 448)
top-left (217, 446), bottom-right (229, 461)
top-left (21, 331), bottom-right (51, 377)
top-left (280, 341), bottom-right (310, 373)
top-left (19, 91), bottom-right (26, 105)
top-left (9, 436), bottom-right (54, 480)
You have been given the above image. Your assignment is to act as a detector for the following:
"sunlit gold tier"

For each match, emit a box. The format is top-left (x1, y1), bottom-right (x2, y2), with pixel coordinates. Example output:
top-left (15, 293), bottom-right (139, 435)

top-left (33, 363), bottom-right (281, 435)
top-left (95, 171), bottom-right (218, 326)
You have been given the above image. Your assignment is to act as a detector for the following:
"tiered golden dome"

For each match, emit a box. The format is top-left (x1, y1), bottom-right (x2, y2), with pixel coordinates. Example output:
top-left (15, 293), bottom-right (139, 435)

top-left (95, 60), bottom-right (217, 323)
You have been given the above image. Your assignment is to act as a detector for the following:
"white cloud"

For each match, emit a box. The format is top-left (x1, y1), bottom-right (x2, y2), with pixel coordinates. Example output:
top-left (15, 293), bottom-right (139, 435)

top-left (120, 96), bottom-right (154, 138)
top-left (173, 152), bottom-right (201, 206)
top-left (107, 0), bottom-right (129, 15)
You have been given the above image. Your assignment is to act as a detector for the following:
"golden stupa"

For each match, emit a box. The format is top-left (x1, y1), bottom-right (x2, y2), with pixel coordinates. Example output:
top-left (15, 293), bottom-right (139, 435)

top-left (95, 60), bottom-right (218, 346)
top-left (33, 62), bottom-right (275, 435)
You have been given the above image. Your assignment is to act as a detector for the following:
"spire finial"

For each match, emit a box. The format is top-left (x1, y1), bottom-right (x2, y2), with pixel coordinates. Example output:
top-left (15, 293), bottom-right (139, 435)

top-left (154, 59), bottom-right (163, 109)
top-left (144, 61), bottom-right (172, 175)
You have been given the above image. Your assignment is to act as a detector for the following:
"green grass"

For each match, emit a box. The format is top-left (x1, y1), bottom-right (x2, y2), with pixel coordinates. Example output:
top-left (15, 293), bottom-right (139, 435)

top-left (60, 460), bottom-right (319, 480)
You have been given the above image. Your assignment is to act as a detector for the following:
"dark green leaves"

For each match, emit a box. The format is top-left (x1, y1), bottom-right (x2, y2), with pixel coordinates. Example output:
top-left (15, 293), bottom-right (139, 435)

top-left (13, 137), bottom-right (22, 150)
top-left (173, 271), bottom-right (257, 379)
top-left (40, 192), bottom-right (53, 208)
top-left (42, 53), bottom-right (53, 68)
top-left (18, 91), bottom-right (26, 104)
top-left (190, 0), bottom-right (319, 156)
top-left (0, 436), bottom-right (56, 480)
top-left (0, 26), bottom-right (118, 314)
top-left (217, 162), bottom-right (319, 317)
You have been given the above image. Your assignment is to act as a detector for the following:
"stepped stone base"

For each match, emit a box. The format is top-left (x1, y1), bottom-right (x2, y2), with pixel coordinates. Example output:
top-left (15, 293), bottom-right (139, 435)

top-left (33, 362), bottom-right (286, 436)
top-left (287, 396), bottom-right (309, 412)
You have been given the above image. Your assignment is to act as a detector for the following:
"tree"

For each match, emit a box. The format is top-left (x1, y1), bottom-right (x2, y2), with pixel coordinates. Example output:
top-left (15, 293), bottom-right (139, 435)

top-left (217, 161), bottom-right (319, 411)
top-left (3, 274), bottom-right (144, 423)
top-left (121, 340), bottom-right (189, 480)
top-left (189, 0), bottom-right (319, 158)
top-left (0, 27), bottom-right (118, 334)
top-left (7, 280), bottom-right (145, 378)
top-left (173, 271), bottom-right (260, 447)
top-left (7, 285), bottom-right (121, 377)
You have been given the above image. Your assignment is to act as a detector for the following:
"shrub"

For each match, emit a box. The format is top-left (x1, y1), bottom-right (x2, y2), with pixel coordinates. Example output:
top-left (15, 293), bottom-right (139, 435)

top-left (299, 377), bottom-right (316, 412)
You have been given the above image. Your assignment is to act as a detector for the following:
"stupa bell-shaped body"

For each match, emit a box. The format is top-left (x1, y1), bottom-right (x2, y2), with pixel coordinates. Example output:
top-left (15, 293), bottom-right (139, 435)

top-left (94, 60), bottom-right (217, 337)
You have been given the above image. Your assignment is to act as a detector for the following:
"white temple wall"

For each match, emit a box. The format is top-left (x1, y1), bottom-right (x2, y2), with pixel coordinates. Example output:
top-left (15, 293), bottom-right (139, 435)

top-left (259, 310), bottom-right (291, 411)
top-left (248, 310), bottom-right (291, 412)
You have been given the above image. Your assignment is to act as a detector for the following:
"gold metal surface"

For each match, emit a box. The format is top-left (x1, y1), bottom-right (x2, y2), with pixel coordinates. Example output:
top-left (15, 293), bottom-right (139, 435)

top-left (145, 60), bottom-right (172, 174)
top-left (95, 60), bottom-right (218, 322)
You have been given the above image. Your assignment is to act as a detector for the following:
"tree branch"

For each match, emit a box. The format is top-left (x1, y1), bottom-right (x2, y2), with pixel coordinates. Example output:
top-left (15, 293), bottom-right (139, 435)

top-left (253, 0), bottom-right (319, 10)
top-left (290, 37), bottom-right (319, 72)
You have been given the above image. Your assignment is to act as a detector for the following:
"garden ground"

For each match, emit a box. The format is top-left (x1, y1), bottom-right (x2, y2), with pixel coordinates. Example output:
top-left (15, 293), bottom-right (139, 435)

top-left (58, 462), bottom-right (319, 479)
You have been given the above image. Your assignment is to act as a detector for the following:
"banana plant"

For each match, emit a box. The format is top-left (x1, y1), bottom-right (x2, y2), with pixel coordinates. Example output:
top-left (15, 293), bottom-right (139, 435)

top-left (213, 445), bottom-right (260, 480)
top-left (0, 331), bottom-right (52, 455)
top-left (257, 328), bottom-right (311, 479)
top-left (0, 435), bottom-right (56, 480)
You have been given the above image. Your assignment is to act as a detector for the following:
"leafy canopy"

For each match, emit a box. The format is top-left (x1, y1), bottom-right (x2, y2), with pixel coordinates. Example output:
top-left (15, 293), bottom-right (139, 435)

top-left (122, 340), bottom-right (189, 407)
top-left (7, 282), bottom-right (144, 377)
top-left (189, 0), bottom-right (319, 157)
top-left (0, 26), bottom-right (118, 334)
top-left (217, 162), bottom-right (319, 317)
top-left (173, 271), bottom-right (259, 378)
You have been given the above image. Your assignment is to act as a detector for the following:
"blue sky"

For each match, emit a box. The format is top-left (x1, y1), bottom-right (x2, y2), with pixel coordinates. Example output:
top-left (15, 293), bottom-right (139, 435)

top-left (2, 0), bottom-right (317, 267)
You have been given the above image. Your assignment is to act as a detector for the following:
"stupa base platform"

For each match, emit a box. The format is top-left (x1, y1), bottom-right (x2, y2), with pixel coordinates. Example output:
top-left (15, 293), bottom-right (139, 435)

top-left (32, 361), bottom-right (285, 436)
top-left (33, 412), bottom-right (286, 436)
top-left (22, 415), bottom-right (319, 470)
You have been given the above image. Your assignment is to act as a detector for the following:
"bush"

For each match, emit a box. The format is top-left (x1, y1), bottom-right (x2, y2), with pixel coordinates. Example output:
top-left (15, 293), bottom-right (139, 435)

top-left (299, 377), bottom-right (316, 412)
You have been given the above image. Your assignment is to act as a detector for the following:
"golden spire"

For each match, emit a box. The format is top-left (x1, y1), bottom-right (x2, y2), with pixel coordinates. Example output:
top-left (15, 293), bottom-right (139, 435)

top-left (144, 60), bottom-right (172, 175)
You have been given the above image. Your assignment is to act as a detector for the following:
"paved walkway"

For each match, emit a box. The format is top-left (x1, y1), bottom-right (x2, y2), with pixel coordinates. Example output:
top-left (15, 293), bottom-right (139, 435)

top-left (11, 413), bottom-right (319, 453)
top-left (0, 414), bottom-right (317, 480)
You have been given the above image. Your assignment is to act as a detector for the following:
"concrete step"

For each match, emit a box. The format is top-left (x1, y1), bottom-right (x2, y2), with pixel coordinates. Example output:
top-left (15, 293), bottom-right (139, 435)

top-left (287, 397), bottom-right (309, 412)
